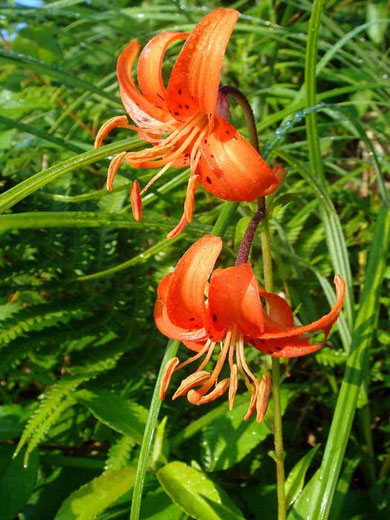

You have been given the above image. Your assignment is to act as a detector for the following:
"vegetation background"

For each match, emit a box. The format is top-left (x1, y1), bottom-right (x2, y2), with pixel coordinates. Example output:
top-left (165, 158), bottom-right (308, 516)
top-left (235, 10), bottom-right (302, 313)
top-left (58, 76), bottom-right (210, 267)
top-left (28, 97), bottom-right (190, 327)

top-left (0, 0), bottom-right (389, 519)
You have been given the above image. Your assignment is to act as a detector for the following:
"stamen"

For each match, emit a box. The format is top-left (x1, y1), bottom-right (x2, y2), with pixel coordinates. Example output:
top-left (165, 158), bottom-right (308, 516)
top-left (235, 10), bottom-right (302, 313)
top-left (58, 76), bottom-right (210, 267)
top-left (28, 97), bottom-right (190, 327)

top-left (130, 180), bottom-right (142, 221)
top-left (126, 116), bottom-right (202, 167)
top-left (94, 115), bottom-right (134, 149)
top-left (107, 152), bottom-right (127, 191)
top-left (196, 379), bottom-right (230, 405)
top-left (176, 340), bottom-right (212, 371)
top-left (184, 174), bottom-right (200, 223)
top-left (167, 214), bottom-right (187, 239)
top-left (256, 374), bottom-right (272, 423)
top-left (237, 333), bottom-right (258, 387)
top-left (159, 357), bottom-right (180, 400)
top-left (243, 383), bottom-right (258, 421)
top-left (203, 329), bottom-right (232, 390)
top-left (187, 389), bottom-right (202, 404)
top-left (228, 326), bottom-right (238, 371)
top-left (228, 364), bottom-right (238, 410)
top-left (197, 341), bottom-right (216, 371)
top-left (140, 162), bottom-right (172, 195)
top-left (172, 371), bottom-right (210, 400)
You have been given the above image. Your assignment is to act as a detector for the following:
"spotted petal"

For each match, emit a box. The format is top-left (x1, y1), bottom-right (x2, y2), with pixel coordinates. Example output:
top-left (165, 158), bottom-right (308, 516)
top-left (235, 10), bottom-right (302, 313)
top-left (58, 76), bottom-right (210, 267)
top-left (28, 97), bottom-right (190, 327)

top-left (166, 235), bottom-right (223, 329)
top-left (167, 8), bottom-right (239, 128)
top-left (137, 31), bottom-right (188, 110)
top-left (208, 264), bottom-right (264, 336)
top-left (197, 117), bottom-right (277, 201)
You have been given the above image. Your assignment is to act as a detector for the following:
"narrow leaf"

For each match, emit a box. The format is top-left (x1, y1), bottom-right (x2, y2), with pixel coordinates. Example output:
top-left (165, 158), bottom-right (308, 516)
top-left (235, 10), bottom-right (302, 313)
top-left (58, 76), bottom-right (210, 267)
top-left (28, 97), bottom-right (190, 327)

top-left (157, 461), bottom-right (245, 520)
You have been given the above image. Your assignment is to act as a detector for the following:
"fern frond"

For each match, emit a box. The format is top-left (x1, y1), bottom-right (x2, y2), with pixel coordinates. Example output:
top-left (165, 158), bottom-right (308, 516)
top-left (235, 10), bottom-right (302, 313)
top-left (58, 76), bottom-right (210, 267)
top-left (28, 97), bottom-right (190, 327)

top-left (0, 305), bottom-right (87, 348)
top-left (14, 376), bottom-right (87, 463)
top-left (105, 434), bottom-right (135, 471)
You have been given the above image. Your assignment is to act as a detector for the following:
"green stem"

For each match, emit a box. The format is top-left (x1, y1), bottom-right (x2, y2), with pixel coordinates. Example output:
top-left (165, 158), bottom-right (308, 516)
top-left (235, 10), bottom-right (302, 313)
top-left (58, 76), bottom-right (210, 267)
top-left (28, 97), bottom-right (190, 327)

top-left (129, 340), bottom-right (180, 520)
top-left (262, 221), bottom-right (286, 520)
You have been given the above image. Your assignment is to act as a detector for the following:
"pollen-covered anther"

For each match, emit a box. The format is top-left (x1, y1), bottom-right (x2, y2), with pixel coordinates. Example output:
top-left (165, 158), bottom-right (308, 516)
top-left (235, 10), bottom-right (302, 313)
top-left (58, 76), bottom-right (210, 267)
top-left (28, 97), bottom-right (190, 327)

top-left (107, 152), bottom-right (127, 191)
top-left (184, 174), bottom-right (200, 223)
top-left (166, 214), bottom-right (187, 239)
top-left (94, 115), bottom-right (133, 149)
top-left (187, 389), bottom-right (202, 404)
top-left (256, 374), bottom-right (272, 423)
top-left (172, 371), bottom-right (210, 400)
top-left (196, 378), bottom-right (230, 405)
top-left (159, 357), bottom-right (180, 400)
top-left (243, 384), bottom-right (258, 422)
top-left (130, 180), bottom-right (142, 221)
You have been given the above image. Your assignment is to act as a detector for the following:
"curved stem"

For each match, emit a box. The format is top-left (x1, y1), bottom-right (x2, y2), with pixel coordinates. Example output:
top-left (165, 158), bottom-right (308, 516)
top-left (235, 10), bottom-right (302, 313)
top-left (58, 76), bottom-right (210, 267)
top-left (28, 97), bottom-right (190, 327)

top-left (235, 208), bottom-right (265, 265)
top-left (219, 85), bottom-right (259, 151)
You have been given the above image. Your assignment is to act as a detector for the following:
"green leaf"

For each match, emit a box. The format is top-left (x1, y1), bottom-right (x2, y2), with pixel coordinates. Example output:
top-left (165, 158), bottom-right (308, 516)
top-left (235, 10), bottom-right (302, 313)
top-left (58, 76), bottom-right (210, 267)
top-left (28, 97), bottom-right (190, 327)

top-left (0, 405), bottom-right (30, 441)
top-left (140, 489), bottom-right (182, 520)
top-left (74, 390), bottom-right (147, 445)
top-left (0, 448), bottom-right (39, 520)
top-left (296, 206), bottom-right (390, 519)
top-left (201, 388), bottom-right (289, 471)
top-left (366, 2), bottom-right (389, 44)
top-left (201, 400), bottom-right (271, 472)
top-left (54, 466), bottom-right (136, 520)
top-left (330, 458), bottom-right (360, 519)
top-left (285, 445), bottom-right (320, 507)
top-left (157, 461), bottom-right (245, 520)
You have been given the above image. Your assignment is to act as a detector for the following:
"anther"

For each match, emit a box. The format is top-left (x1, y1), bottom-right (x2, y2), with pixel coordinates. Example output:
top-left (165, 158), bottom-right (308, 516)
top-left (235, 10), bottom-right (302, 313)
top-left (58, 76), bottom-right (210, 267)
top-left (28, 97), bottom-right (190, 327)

top-left (172, 371), bottom-right (210, 400)
top-left (256, 375), bottom-right (271, 423)
top-left (130, 180), bottom-right (142, 221)
top-left (159, 357), bottom-right (180, 400)
top-left (107, 152), bottom-right (127, 191)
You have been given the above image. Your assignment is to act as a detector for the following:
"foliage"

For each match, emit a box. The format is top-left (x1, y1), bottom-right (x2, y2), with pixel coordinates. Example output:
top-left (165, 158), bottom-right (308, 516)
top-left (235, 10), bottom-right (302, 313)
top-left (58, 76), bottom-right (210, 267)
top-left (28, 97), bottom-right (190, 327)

top-left (0, 1), bottom-right (389, 519)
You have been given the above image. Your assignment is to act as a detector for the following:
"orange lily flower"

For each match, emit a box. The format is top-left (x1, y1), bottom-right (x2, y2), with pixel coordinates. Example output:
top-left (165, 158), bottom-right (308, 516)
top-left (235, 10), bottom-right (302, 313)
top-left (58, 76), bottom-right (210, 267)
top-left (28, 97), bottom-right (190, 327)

top-left (156, 235), bottom-right (345, 421)
top-left (94, 8), bottom-right (283, 238)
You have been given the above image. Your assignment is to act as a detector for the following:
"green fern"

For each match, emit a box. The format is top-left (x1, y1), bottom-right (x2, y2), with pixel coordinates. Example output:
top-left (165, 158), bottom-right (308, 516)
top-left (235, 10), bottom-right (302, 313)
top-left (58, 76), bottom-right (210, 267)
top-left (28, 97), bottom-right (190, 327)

top-left (105, 435), bottom-right (135, 471)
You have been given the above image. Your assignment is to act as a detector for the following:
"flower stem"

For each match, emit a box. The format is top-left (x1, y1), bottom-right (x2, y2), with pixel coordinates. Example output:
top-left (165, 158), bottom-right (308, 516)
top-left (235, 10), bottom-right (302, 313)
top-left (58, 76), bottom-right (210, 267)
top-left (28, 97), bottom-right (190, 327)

top-left (261, 218), bottom-right (286, 520)
top-left (235, 208), bottom-right (265, 266)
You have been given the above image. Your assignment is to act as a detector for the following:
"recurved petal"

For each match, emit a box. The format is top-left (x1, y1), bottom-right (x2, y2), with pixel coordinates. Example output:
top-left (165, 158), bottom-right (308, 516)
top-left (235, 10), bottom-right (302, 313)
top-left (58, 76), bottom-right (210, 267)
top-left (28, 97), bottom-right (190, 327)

top-left (208, 264), bottom-right (264, 336)
top-left (259, 290), bottom-right (294, 332)
top-left (197, 117), bottom-right (277, 201)
top-left (166, 235), bottom-right (223, 329)
top-left (137, 31), bottom-right (188, 110)
top-left (167, 8), bottom-right (239, 127)
top-left (251, 336), bottom-right (324, 358)
top-left (259, 275), bottom-right (346, 340)
top-left (117, 40), bottom-right (171, 126)
top-left (154, 298), bottom-right (208, 344)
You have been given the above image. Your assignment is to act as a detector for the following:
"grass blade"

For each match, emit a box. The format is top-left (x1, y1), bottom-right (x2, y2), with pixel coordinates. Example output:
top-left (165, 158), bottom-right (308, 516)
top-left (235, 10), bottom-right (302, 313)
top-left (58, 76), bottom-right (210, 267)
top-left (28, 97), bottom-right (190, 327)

top-left (305, 205), bottom-right (390, 519)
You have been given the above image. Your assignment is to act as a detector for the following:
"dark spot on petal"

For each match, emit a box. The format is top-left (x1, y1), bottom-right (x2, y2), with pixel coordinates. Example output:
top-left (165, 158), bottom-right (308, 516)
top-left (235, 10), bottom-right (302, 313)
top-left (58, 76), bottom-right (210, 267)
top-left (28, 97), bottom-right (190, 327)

top-left (174, 111), bottom-right (180, 116)
top-left (210, 154), bottom-right (214, 158)
top-left (157, 93), bottom-right (164, 100)
top-left (189, 317), bottom-right (195, 322)
top-left (178, 89), bottom-right (182, 95)
top-left (178, 104), bottom-right (183, 109)
top-left (212, 314), bottom-right (217, 322)
top-left (206, 176), bottom-right (212, 184)
top-left (225, 130), bottom-right (230, 135)
top-left (185, 104), bottom-right (190, 109)
top-left (203, 139), bottom-right (207, 144)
